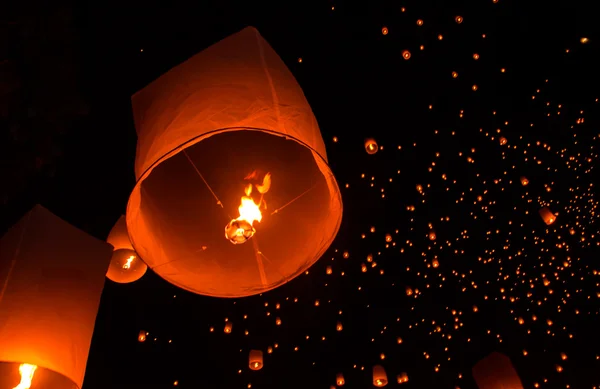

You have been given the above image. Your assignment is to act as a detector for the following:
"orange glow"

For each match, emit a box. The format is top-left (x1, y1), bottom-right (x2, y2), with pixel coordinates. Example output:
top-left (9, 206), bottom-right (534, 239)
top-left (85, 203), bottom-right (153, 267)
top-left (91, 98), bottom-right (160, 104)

top-left (373, 365), bottom-right (388, 386)
top-left (13, 364), bottom-right (36, 389)
top-left (365, 139), bottom-right (379, 154)
top-left (249, 350), bottom-right (263, 370)
top-left (539, 207), bottom-right (556, 225)
top-left (138, 330), bottom-right (147, 342)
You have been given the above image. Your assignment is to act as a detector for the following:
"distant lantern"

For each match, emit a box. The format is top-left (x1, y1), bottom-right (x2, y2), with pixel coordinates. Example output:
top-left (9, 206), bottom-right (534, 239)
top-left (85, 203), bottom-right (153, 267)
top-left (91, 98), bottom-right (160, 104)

top-left (138, 330), bottom-right (147, 342)
top-left (0, 205), bottom-right (113, 389)
top-left (385, 234), bottom-right (393, 242)
top-left (539, 207), bottom-right (556, 225)
top-left (126, 27), bottom-right (342, 298)
top-left (382, 27), bottom-right (389, 35)
top-left (275, 317), bottom-right (282, 325)
top-left (336, 373), bottom-right (345, 386)
top-left (402, 50), bottom-right (411, 60)
top-left (336, 321), bottom-right (343, 331)
top-left (406, 287), bottom-right (413, 296)
top-left (224, 322), bottom-right (233, 333)
top-left (365, 138), bottom-right (379, 154)
top-left (499, 136), bottom-right (507, 145)
top-left (106, 215), bottom-right (147, 284)
top-left (455, 16), bottom-right (463, 24)
top-left (452, 71), bottom-right (458, 78)
top-left (397, 372), bottom-right (409, 383)
top-left (472, 352), bottom-right (524, 389)
top-left (429, 231), bottom-right (436, 241)
top-left (373, 365), bottom-right (388, 387)
top-left (569, 228), bottom-right (575, 235)
top-left (520, 176), bottom-right (529, 186)
top-left (432, 258), bottom-right (439, 268)
top-left (326, 265), bottom-right (333, 274)
top-left (416, 19), bottom-right (423, 26)
top-left (249, 350), bottom-right (264, 370)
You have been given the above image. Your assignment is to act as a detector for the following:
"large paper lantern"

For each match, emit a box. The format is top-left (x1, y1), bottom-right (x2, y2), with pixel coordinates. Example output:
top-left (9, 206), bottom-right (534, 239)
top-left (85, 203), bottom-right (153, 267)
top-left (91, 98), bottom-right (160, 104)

top-left (126, 27), bottom-right (343, 297)
top-left (0, 205), bottom-right (112, 389)
top-left (472, 352), bottom-right (524, 389)
top-left (105, 215), bottom-right (147, 283)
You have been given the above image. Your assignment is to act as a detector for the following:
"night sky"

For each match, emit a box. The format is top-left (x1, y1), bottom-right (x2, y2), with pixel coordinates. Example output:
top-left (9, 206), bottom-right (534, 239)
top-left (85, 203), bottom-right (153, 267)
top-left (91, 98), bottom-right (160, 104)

top-left (1, 0), bottom-right (600, 388)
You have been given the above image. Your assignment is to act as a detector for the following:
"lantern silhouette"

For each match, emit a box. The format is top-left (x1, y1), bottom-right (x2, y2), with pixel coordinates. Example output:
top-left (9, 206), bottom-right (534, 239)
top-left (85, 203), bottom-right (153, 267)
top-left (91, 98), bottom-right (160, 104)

top-left (397, 372), bottom-right (409, 383)
top-left (249, 350), bottom-right (263, 370)
top-left (106, 215), bottom-right (147, 283)
top-left (0, 205), bottom-right (112, 389)
top-left (336, 373), bottom-right (345, 385)
top-left (373, 365), bottom-right (388, 386)
top-left (472, 352), bottom-right (523, 389)
top-left (126, 26), bottom-right (343, 298)
top-left (539, 207), bottom-right (556, 225)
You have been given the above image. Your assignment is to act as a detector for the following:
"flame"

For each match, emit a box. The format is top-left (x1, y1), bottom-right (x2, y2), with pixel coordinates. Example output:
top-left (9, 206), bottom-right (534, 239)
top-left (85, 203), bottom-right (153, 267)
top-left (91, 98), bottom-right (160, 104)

top-left (225, 172), bottom-right (272, 243)
top-left (13, 364), bottom-right (37, 389)
top-left (122, 255), bottom-right (135, 270)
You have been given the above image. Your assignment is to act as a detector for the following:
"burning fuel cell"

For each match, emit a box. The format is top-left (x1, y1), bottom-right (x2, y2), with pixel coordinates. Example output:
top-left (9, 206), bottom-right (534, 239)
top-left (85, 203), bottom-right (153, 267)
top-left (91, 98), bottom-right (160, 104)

top-left (225, 173), bottom-right (271, 244)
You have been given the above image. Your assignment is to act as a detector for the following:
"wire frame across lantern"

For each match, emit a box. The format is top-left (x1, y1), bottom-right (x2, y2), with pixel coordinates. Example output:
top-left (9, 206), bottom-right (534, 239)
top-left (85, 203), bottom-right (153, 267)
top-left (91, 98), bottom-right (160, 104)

top-left (126, 27), bottom-right (343, 297)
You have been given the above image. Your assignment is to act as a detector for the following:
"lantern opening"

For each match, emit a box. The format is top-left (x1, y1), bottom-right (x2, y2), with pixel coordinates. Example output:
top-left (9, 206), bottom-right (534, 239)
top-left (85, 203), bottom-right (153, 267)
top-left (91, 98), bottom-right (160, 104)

top-left (128, 129), bottom-right (342, 297)
top-left (0, 362), bottom-right (79, 389)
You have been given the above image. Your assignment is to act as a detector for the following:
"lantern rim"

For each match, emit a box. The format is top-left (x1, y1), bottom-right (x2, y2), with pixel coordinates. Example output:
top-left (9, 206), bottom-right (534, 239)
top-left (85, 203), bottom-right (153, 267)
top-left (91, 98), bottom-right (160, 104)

top-left (126, 127), bottom-right (343, 298)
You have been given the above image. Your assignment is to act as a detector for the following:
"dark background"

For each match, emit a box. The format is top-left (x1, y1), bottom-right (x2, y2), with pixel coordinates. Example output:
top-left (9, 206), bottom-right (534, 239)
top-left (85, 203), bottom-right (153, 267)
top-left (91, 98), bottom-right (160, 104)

top-left (1, 0), bottom-right (599, 388)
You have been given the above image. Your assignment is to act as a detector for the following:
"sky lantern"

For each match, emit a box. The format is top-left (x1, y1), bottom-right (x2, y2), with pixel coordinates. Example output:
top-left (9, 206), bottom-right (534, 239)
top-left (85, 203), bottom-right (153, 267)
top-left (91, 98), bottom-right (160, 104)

top-left (0, 205), bottom-right (112, 389)
top-left (105, 215), bottom-right (147, 283)
top-left (499, 136), bottom-right (507, 145)
top-left (365, 138), bottom-right (379, 154)
top-left (472, 352), bottom-right (523, 389)
top-left (336, 373), bottom-right (345, 385)
top-left (373, 365), bottom-right (388, 386)
top-left (520, 176), bottom-right (529, 186)
top-left (138, 330), bottom-right (147, 342)
top-left (126, 27), bottom-right (343, 297)
top-left (539, 207), bottom-right (556, 225)
top-left (249, 350), bottom-right (263, 370)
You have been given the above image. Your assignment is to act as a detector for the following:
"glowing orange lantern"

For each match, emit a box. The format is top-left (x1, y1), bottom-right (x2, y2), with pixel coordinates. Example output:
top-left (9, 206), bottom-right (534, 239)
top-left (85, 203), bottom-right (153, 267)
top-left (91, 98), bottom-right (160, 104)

top-left (0, 205), bottom-right (112, 389)
top-left (402, 50), bottom-right (411, 60)
top-left (365, 138), bottom-right (379, 154)
top-left (336, 373), bottom-right (345, 385)
top-left (429, 231), bottom-right (436, 241)
top-left (472, 352), bottom-right (523, 389)
top-left (539, 207), bottom-right (556, 225)
top-left (106, 215), bottom-right (147, 283)
top-left (126, 27), bottom-right (343, 297)
top-left (326, 265), bottom-right (333, 275)
top-left (336, 321), bottom-right (343, 331)
top-left (397, 372), bottom-right (409, 383)
top-left (499, 136), bottom-right (507, 145)
top-left (249, 350), bottom-right (263, 370)
top-left (224, 322), bottom-right (232, 333)
top-left (373, 365), bottom-right (388, 387)
top-left (138, 330), bottom-right (147, 342)
top-left (520, 176), bottom-right (529, 186)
